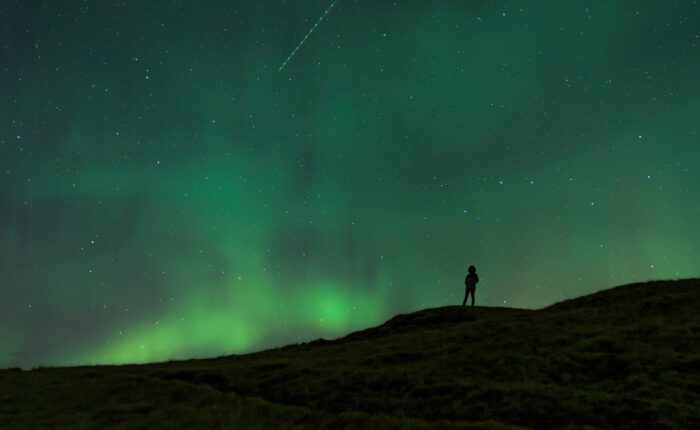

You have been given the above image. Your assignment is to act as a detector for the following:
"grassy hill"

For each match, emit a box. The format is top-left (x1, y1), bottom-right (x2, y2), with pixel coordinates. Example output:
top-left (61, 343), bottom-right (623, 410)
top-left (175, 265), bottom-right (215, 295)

top-left (1, 279), bottom-right (699, 429)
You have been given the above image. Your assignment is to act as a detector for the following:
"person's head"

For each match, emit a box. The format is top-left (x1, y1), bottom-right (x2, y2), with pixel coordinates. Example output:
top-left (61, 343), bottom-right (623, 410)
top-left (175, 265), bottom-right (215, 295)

top-left (468, 265), bottom-right (476, 274)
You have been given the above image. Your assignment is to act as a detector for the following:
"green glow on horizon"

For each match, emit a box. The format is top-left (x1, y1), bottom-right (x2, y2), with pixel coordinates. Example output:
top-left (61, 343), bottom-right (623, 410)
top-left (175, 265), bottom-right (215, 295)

top-left (89, 303), bottom-right (264, 365)
top-left (292, 282), bottom-right (385, 333)
top-left (84, 280), bottom-right (386, 365)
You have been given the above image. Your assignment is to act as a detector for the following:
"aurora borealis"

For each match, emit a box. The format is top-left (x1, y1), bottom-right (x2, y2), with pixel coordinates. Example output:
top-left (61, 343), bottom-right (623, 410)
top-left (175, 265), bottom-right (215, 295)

top-left (1, 0), bottom-right (698, 368)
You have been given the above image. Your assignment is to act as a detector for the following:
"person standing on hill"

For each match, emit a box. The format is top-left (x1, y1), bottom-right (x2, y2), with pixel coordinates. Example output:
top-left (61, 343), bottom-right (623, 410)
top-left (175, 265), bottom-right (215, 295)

top-left (463, 265), bottom-right (479, 306)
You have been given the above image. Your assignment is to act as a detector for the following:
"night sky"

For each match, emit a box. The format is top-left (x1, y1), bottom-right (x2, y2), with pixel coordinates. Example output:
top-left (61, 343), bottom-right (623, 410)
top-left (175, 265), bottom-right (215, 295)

top-left (2, 0), bottom-right (699, 368)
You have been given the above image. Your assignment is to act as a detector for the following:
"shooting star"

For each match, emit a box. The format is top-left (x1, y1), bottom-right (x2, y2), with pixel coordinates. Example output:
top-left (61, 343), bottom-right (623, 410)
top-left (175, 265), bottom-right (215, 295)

top-left (278, 0), bottom-right (340, 72)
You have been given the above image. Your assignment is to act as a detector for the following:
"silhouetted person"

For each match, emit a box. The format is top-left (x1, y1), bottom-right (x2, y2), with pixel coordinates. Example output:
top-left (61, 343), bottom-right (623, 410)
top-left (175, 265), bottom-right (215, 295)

top-left (463, 265), bottom-right (479, 306)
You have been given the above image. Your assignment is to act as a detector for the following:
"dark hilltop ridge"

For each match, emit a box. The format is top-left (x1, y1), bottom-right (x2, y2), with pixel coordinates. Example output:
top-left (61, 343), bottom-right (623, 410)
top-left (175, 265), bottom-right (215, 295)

top-left (2, 279), bottom-right (699, 429)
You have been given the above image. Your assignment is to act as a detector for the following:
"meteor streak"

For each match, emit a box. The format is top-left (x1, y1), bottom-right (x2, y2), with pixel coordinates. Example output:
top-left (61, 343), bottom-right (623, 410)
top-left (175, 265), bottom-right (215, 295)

top-left (278, 0), bottom-right (340, 72)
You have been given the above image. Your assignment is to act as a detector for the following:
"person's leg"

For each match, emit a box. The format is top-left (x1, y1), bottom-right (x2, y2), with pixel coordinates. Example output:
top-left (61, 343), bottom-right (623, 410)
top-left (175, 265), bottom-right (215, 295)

top-left (471, 289), bottom-right (475, 306)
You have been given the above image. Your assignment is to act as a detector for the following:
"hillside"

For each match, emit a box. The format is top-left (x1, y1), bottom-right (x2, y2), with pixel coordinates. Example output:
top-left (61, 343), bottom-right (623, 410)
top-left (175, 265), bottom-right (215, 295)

top-left (1, 279), bottom-right (699, 429)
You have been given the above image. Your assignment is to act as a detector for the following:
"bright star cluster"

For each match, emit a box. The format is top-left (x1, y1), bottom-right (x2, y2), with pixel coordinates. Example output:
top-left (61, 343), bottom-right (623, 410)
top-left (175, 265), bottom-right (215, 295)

top-left (1, 1), bottom-right (698, 368)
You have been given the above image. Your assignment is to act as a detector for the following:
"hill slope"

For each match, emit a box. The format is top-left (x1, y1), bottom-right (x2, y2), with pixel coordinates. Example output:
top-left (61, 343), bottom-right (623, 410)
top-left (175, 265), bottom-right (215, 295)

top-left (1, 279), bottom-right (699, 429)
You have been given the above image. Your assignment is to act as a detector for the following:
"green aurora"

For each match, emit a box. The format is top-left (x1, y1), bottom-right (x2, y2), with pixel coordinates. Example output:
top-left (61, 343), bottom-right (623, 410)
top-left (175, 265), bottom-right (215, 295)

top-left (1, 0), bottom-right (698, 368)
